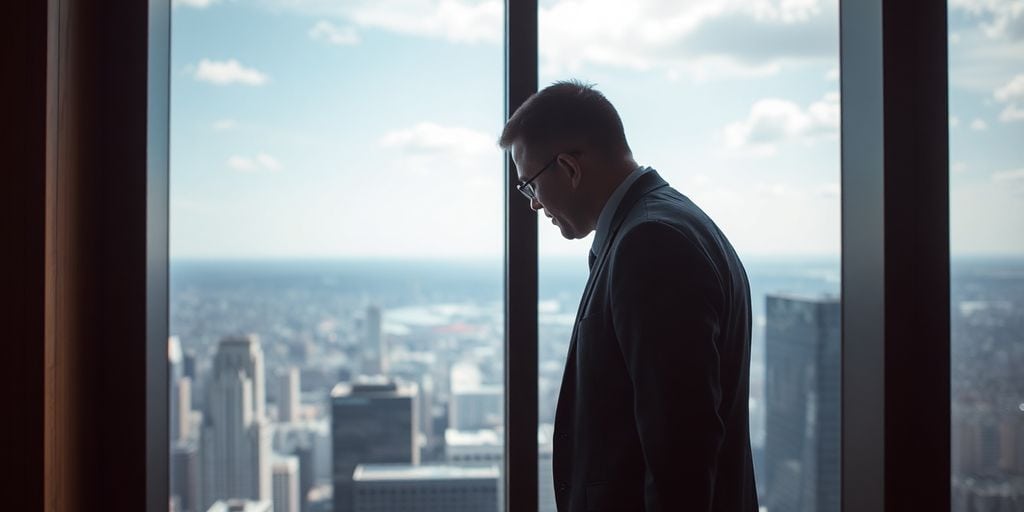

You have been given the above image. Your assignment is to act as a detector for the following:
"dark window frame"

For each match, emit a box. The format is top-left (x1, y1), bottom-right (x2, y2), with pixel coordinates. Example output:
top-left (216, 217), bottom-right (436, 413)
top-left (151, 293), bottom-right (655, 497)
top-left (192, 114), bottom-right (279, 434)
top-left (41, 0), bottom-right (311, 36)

top-left (840, 0), bottom-right (950, 510)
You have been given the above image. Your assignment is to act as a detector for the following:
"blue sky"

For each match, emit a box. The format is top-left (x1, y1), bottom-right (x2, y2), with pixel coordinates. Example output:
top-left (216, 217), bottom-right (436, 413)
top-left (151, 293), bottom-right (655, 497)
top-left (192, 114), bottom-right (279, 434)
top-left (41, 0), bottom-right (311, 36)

top-left (170, 0), bottom-right (1023, 260)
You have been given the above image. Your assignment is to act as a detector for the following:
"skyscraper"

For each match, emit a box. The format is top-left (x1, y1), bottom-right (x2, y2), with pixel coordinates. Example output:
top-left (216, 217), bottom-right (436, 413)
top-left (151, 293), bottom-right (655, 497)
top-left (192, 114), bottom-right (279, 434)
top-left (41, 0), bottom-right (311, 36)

top-left (764, 295), bottom-right (841, 512)
top-left (277, 367), bottom-right (300, 423)
top-left (171, 439), bottom-right (201, 512)
top-left (293, 444), bottom-right (315, 512)
top-left (272, 420), bottom-right (331, 511)
top-left (331, 377), bottom-right (418, 512)
top-left (273, 456), bottom-right (301, 512)
top-left (364, 305), bottom-right (385, 375)
top-left (201, 335), bottom-right (271, 510)
top-left (177, 377), bottom-right (193, 442)
top-left (170, 336), bottom-right (184, 443)
top-left (351, 463), bottom-right (499, 512)
top-left (449, 385), bottom-right (503, 430)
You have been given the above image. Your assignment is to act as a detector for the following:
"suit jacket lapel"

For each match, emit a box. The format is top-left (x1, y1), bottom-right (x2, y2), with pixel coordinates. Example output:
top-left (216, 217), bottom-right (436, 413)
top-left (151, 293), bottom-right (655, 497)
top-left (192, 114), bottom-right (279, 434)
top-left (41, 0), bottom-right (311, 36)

top-left (564, 171), bottom-right (670, 359)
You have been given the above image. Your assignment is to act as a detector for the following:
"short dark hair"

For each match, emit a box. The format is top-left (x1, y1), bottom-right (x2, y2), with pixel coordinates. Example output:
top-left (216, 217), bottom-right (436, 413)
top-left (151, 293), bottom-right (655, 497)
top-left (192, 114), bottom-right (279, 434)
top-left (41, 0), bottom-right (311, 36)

top-left (498, 80), bottom-right (631, 156)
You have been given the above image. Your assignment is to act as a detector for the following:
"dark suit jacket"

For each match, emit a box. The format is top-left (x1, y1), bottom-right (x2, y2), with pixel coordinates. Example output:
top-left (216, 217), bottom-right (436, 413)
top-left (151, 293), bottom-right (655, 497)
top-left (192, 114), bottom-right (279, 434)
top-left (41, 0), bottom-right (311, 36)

top-left (552, 170), bottom-right (758, 512)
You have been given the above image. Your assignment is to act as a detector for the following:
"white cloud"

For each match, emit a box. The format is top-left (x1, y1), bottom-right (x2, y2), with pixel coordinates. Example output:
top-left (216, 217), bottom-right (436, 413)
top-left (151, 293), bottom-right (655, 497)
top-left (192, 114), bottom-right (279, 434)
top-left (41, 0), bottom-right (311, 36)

top-left (256, 153), bottom-right (282, 171)
top-left (538, 0), bottom-right (837, 78)
top-left (950, 115), bottom-right (961, 128)
top-left (1000, 103), bottom-right (1024, 121)
top-left (723, 91), bottom-right (839, 154)
top-left (990, 168), bottom-right (1024, 196)
top-left (995, 73), bottom-right (1024, 101)
top-left (824, 67), bottom-right (839, 81)
top-left (378, 122), bottom-right (494, 158)
top-left (992, 168), bottom-right (1024, 183)
top-left (227, 152), bottom-right (283, 172)
top-left (375, 122), bottom-right (500, 179)
top-left (309, 20), bottom-right (361, 45)
top-left (266, 0), bottom-right (836, 79)
top-left (213, 119), bottom-right (237, 131)
top-left (952, 161), bottom-right (969, 173)
top-left (194, 59), bottom-right (269, 86)
top-left (334, 0), bottom-right (502, 44)
top-left (969, 118), bottom-right (988, 130)
top-left (950, 0), bottom-right (1024, 40)
top-left (258, 0), bottom-right (503, 44)
top-left (994, 73), bottom-right (1024, 122)
top-left (173, 0), bottom-right (216, 8)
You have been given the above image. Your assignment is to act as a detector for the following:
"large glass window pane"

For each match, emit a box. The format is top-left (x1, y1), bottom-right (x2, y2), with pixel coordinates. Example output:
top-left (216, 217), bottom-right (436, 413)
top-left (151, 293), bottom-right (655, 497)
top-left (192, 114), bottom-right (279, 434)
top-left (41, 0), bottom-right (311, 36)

top-left (169, 3), bottom-right (505, 512)
top-left (535, 1), bottom-right (840, 510)
top-left (948, 2), bottom-right (1024, 509)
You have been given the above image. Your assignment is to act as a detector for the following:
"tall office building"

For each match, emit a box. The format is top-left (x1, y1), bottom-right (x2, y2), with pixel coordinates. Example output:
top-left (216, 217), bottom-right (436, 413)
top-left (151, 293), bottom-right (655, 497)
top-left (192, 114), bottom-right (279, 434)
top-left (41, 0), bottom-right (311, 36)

top-left (293, 444), bottom-right (315, 512)
top-left (170, 336), bottom-right (184, 442)
top-left (273, 419), bottom-right (332, 509)
top-left (449, 385), bottom-right (503, 430)
top-left (184, 349), bottom-right (197, 381)
top-left (273, 456), bottom-right (301, 512)
top-left (200, 336), bottom-right (272, 510)
top-left (177, 377), bottom-right (193, 441)
top-left (277, 367), bottom-right (301, 423)
top-left (172, 439), bottom-right (201, 512)
top-left (364, 305), bottom-right (386, 375)
top-left (331, 377), bottom-right (418, 512)
top-left (443, 427), bottom-right (555, 512)
top-left (764, 295), bottom-right (841, 512)
top-left (351, 464), bottom-right (499, 512)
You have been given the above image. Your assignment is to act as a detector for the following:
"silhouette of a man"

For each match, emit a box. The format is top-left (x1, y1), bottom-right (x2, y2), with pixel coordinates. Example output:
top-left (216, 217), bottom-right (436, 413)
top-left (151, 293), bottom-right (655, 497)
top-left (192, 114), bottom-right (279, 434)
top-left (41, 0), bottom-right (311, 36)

top-left (501, 80), bottom-right (758, 512)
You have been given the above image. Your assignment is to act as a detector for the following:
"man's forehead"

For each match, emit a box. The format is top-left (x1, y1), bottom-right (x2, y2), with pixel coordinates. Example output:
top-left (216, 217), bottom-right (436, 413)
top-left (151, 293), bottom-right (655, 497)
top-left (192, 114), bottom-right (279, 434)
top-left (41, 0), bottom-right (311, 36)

top-left (509, 143), bottom-right (530, 176)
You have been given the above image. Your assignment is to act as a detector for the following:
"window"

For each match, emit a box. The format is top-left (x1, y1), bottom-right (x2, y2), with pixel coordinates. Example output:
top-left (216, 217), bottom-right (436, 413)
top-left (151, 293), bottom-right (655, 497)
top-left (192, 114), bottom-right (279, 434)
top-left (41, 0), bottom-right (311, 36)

top-left (948, 2), bottom-right (1024, 509)
top-left (535, 1), bottom-right (840, 510)
top-left (169, 2), bottom-right (505, 511)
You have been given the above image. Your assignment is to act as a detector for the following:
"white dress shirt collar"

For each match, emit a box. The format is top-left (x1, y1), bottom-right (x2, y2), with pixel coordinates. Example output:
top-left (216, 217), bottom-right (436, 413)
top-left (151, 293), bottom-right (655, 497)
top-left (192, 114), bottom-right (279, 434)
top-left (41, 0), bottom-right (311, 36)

top-left (591, 166), bottom-right (650, 259)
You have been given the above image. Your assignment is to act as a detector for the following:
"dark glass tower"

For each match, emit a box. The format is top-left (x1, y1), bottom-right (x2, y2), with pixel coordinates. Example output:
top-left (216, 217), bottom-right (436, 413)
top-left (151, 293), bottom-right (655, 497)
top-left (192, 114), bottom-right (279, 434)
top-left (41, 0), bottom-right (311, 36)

top-left (764, 295), bottom-right (841, 512)
top-left (331, 377), bottom-right (418, 512)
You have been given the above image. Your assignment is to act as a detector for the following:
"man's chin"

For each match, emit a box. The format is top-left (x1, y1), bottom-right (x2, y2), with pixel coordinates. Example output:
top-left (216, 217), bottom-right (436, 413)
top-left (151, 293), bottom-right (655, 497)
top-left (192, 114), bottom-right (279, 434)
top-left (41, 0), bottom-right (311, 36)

top-left (557, 225), bottom-right (583, 240)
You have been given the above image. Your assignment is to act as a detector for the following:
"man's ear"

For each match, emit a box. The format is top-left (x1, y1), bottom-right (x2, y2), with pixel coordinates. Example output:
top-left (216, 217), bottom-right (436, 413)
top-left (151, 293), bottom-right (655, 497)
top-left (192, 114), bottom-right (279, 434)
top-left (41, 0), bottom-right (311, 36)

top-left (561, 153), bottom-right (583, 189)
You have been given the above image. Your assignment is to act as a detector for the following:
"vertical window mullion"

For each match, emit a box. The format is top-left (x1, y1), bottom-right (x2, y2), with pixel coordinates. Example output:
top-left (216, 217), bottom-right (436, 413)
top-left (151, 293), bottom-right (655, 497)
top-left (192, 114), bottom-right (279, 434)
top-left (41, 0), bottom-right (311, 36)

top-left (148, 0), bottom-right (172, 509)
top-left (504, 1), bottom-right (539, 511)
top-left (840, 0), bottom-right (950, 510)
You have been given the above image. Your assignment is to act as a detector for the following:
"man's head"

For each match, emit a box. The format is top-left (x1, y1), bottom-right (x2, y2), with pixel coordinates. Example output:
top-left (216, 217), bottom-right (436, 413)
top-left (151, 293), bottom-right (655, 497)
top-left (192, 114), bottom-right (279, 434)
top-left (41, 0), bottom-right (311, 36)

top-left (499, 80), bottom-right (636, 239)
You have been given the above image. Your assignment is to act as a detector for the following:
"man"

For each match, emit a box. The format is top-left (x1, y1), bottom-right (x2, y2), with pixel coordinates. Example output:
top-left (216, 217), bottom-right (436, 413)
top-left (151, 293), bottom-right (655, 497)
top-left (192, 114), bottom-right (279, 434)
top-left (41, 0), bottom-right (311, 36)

top-left (500, 81), bottom-right (758, 511)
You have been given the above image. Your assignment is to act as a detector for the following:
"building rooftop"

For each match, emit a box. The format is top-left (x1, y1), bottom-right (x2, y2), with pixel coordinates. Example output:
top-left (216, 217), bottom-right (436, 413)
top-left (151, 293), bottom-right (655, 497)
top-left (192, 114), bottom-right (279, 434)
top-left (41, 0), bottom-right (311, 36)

top-left (331, 377), bottom-right (417, 399)
top-left (206, 499), bottom-right (271, 512)
top-left (442, 426), bottom-right (555, 449)
top-left (445, 428), bottom-right (501, 447)
top-left (353, 463), bottom-right (499, 482)
top-left (766, 292), bottom-right (840, 303)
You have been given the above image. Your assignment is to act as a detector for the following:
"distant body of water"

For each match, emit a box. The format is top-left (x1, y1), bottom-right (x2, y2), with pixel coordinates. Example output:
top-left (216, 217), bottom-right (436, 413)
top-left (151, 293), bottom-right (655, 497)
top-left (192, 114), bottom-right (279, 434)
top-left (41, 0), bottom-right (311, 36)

top-left (171, 255), bottom-right (1022, 316)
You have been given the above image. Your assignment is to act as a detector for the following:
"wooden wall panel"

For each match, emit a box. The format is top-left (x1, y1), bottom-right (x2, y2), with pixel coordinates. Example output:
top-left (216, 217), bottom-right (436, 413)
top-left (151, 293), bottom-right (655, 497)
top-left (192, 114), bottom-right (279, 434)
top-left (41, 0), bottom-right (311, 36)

top-left (1, 0), bottom-right (169, 509)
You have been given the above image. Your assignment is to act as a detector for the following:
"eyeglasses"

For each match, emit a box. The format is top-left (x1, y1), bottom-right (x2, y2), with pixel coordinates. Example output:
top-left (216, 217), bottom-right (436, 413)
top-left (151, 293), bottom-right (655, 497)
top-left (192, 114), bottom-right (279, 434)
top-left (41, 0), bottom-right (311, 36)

top-left (515, 150), bottom-right (580, 201)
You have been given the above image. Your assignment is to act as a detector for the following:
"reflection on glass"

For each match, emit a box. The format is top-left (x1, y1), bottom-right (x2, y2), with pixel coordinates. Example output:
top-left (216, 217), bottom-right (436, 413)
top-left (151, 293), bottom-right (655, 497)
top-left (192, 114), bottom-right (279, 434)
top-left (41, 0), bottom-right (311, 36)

top-left (169, 1), bottom-right (504, 511)
top-left (948, 1), bottom-right (1024, 509)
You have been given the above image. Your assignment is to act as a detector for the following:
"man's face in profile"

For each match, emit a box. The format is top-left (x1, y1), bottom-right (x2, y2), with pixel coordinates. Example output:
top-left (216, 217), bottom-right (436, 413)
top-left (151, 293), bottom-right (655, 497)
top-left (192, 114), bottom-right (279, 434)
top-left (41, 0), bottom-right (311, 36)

top-left (511, 142), bottom-right (588, 240)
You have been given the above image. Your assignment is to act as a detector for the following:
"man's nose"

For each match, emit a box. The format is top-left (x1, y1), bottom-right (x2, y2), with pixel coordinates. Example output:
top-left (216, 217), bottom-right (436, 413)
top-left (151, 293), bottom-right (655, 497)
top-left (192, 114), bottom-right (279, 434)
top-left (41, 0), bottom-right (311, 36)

top-left (530, 197), bottom-right (542, 211)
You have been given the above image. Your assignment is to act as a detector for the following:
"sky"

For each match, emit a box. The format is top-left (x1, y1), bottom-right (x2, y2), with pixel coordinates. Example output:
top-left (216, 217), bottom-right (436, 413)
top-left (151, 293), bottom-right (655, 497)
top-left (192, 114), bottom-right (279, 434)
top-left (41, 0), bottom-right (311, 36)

top-left (170, 0), bottom-right (1024, 260)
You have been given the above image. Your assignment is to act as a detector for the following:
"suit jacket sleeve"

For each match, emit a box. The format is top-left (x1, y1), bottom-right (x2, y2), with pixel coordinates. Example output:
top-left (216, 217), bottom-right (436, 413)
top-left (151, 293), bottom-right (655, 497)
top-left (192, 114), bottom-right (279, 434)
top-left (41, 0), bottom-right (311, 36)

top-left (609, 220), bottom-right (725, 512)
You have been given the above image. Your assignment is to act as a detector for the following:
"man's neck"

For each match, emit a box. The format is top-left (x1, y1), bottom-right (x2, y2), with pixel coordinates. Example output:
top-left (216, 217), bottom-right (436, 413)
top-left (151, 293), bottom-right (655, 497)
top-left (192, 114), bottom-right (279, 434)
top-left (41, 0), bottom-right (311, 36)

top-left (589, 162), bottom-right (639, 232)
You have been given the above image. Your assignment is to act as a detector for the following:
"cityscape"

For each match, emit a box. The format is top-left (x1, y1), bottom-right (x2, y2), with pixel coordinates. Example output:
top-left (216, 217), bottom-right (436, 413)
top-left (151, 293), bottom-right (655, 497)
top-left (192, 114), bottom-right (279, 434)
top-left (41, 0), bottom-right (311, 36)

top-left (167, 0), bottom-right (1022, 509)
top-left (166, 256), bottom-right (1023, 512)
